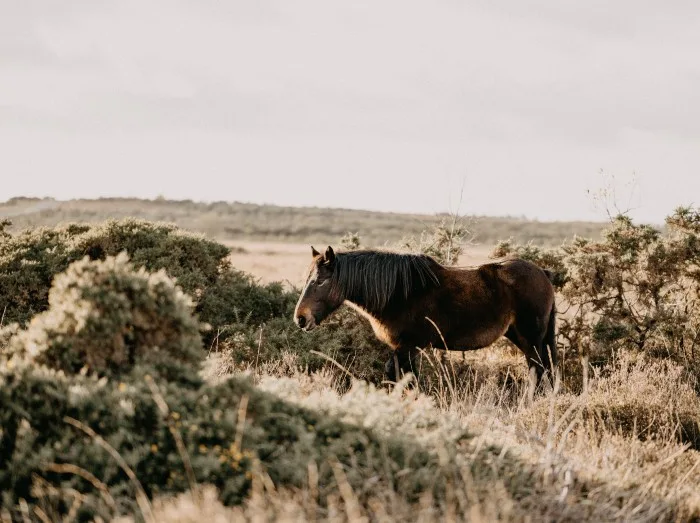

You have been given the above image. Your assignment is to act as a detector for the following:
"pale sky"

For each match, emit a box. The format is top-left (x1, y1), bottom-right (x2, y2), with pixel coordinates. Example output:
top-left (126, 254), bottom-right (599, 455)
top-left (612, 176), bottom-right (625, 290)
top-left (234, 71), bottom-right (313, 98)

top-left (1, 1), bottom-right (699, 223)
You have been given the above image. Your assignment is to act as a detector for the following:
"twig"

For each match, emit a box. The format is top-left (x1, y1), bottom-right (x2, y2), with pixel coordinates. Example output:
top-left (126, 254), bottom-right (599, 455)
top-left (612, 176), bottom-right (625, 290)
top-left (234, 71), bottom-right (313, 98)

top-left (425, 316), bottom-right (449, 352)
top-left (43, 462), bottom-right (116, 511)
top-left (235, 394), bottom-right (249, 452)
top-left (208, 327), bottom-right (223, 356)
top-left (254, 325), bottom-right (264, 375)
top-left (309, 350), bottom-right (358, 381)
top-left (330, 459), bottom-right (367, 523)
top-left (447, 178), bottom-right (467, 265)
top-left (32, 507), bottom-right (51, 523)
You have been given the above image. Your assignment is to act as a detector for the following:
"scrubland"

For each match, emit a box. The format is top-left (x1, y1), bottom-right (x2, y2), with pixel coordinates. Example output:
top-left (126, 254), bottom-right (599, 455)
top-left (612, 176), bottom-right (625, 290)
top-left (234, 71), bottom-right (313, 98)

top-left (1, 205), bottom-right (699, 522)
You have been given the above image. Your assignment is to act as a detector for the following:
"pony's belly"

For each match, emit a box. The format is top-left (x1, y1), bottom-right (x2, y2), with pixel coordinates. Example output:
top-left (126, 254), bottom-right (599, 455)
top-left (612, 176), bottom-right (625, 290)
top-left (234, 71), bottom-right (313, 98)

top-left (449, 340), bottom-right (492, 352)
top-left (449, 321), bottom-right (511, 351)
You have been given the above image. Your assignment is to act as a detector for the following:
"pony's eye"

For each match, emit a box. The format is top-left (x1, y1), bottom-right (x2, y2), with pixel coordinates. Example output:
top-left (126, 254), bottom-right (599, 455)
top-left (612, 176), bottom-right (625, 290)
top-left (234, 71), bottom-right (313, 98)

top-left (317, 279), bottom-right (328, 287)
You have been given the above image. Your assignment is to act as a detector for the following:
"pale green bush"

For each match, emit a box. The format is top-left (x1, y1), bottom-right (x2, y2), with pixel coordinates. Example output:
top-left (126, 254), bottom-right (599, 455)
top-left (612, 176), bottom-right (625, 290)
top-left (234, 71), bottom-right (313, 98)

top-left (9, 253), bottom-right (203, 377)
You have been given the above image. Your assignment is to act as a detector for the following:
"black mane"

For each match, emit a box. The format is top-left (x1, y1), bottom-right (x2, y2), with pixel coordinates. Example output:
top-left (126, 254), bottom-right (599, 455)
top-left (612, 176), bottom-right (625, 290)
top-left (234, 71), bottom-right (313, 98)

top-left (330, 250), bottom-right (440, 313)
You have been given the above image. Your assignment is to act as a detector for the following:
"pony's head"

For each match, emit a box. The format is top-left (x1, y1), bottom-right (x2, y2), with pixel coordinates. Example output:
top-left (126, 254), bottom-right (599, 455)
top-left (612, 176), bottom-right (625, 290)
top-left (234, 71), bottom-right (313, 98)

top-left (294, 246), bottom-right (343, 331)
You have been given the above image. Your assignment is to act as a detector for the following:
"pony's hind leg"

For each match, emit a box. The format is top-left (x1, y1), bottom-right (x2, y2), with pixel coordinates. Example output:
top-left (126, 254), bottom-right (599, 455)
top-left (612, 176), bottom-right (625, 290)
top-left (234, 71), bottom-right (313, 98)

top-left (505, 325), bottom-right (545, 387)
top-left (384, 347), bottom-right (419, 384)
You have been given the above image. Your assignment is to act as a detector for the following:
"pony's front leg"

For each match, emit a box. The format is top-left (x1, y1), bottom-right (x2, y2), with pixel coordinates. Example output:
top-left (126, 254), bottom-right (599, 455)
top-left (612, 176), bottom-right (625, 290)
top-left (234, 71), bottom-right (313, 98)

top-left (384, 346), bottom-right (419, 384)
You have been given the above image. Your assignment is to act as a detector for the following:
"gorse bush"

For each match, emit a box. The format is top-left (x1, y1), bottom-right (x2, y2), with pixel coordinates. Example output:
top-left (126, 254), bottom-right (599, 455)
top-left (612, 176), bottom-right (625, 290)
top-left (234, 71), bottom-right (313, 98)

top-left (494, 207), bottom-right (700, 384)
top-left (339, 231), bottom-right (362, 251)
top-left (398, 217), bottom-right (471, 266)
top-left (196, 269), bottom-right (297, 347)
top-left (216, 308), bottom-right (388, 385)
top-left (0, 219), bottom-right (388, 385)
top-left (8, 254), bottom-right (203, 378)
top-left (0, 218), bottom-right (305, 357)
top-left (0, 219), bottom-right (230, 326)
top-left (0, 362), bottom-right (469, 521)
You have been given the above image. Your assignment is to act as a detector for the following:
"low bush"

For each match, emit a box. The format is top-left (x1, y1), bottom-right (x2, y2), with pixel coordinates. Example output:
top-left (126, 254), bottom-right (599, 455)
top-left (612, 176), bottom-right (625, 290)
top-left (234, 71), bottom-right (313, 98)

top-left (0, 219), bottom-right (230, 327)
top-left (8, 254), bottom-right (203, 378)
top-left (493, 207), bottom-right (700, 385)
top-left (214, 308), bottom-right (389, 386)
top-left (0, 362), bottom-right (470, 521)
top-left (196, 269), bottom-right (297, 347)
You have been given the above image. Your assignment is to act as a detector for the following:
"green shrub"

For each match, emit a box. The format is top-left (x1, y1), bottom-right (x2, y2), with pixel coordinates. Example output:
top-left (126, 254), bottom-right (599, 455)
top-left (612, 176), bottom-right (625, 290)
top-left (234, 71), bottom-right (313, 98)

top-left (0, 363), bottom-right (467, 521)
top-left (339, 231), bottom-right (362, 251)
top-left (0, 219), bottom-right (230, 327)
top-left (196, 270), bottom-right (298, 346)
top-left (560, 211), bottom-right (700, 371)
top-left (0, 219), bottom-right (310, 363)
top-left (71, 219), bottom-right (231, 296)
top-left (216, 308), bottom-right (388, 385)
top-left (9, 254), bottom-right (203, 378)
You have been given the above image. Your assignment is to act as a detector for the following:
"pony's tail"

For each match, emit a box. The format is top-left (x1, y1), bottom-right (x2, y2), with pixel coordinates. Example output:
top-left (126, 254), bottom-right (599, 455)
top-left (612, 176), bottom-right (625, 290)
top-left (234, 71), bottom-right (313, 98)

top-left (541, 268), bottom-right (558, 375)
top-left (542, 301), bottom-right (558, 375)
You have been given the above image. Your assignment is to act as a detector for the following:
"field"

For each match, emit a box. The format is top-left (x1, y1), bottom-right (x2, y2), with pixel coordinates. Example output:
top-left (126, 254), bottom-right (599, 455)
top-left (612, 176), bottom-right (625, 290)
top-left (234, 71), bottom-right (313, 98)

top-left (1, 203), bottom-right (700, 522)
top-left (0, 196), bottom-right (601, 287)
top-left (227, 241), bottom-right (496, 285)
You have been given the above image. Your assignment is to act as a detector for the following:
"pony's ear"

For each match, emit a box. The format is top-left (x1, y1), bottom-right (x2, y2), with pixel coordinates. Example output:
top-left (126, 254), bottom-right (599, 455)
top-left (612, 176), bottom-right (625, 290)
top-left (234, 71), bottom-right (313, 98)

top-left (324, 246), bottom-right (336, 265)
top-left (311, 246), bottom-right (320, 257)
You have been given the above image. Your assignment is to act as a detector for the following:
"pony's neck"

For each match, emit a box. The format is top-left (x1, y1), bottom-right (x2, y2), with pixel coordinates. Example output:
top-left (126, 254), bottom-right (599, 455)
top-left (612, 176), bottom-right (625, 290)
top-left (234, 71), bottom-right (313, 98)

top-left (330, 250), bottom-right (439, 318)
top-left (341, 284), bottom-right (386, 318)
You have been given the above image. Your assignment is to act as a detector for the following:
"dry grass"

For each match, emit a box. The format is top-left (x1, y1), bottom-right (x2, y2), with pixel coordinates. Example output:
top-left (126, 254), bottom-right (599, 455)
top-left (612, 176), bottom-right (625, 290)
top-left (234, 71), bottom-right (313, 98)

top-left (170, 348), bottom-right (700, 522)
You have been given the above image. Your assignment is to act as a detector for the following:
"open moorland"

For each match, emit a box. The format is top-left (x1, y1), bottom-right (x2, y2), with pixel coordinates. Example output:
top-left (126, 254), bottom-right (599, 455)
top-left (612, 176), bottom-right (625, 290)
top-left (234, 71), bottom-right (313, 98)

top-left (0, 197), bottom-right (606, 246)
top-left (1, 201), bottom-right (699, 522)
top-left (0, 196), bottom-right (606, 285)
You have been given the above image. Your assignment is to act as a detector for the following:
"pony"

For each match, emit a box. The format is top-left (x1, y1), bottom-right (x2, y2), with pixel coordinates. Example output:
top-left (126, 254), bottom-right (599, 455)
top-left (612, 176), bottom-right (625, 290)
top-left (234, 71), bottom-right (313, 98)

top-left (294, 246), bottom-right (557, 386)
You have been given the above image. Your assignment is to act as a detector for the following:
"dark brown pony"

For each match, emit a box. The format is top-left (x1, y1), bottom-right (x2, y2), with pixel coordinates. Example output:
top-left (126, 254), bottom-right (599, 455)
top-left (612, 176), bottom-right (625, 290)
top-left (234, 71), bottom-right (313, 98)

top-left (294, 246), bottom-right (557, 386)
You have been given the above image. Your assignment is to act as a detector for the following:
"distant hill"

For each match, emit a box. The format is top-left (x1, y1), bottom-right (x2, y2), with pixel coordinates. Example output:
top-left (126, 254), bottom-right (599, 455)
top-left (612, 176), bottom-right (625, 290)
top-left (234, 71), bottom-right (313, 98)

top-left (0, 197), bottom-right (607, 246)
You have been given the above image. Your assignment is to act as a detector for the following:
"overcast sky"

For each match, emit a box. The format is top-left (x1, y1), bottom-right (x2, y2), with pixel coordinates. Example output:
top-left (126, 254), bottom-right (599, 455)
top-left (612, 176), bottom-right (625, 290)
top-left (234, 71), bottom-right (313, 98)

top-left (1, 1), bottom-right (699, 222)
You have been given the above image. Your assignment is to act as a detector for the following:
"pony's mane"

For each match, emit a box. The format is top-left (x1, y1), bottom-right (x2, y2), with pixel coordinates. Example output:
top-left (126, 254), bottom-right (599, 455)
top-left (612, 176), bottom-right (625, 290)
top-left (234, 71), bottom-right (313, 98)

top-left (331, 250), bottom-right (440, 312)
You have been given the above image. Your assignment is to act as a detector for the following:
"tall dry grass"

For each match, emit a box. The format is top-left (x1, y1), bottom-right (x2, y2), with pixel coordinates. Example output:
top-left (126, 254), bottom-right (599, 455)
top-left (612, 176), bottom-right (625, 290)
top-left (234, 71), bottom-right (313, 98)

top-left (121, 349), bottom-right (700, 522)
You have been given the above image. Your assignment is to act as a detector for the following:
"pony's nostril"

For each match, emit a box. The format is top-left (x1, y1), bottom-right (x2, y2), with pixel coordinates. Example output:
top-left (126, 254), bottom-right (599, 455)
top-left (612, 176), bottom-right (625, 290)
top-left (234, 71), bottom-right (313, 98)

top-left (297, 315), bottom-right (306, 328)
